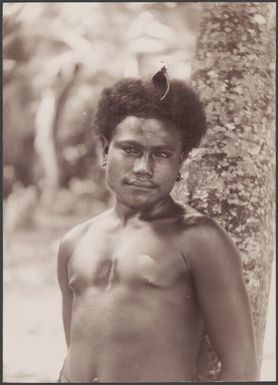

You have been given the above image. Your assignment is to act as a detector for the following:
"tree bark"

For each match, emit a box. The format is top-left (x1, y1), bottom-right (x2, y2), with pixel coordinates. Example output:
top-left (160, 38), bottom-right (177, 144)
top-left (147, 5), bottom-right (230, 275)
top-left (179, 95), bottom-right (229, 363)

top-left (173, 3), bottom-right (275, 380)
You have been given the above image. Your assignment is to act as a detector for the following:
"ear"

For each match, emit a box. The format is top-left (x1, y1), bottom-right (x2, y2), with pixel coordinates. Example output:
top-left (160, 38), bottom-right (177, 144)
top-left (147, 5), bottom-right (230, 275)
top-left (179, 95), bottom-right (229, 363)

top-left (100, 136), bottom-right (110, 167)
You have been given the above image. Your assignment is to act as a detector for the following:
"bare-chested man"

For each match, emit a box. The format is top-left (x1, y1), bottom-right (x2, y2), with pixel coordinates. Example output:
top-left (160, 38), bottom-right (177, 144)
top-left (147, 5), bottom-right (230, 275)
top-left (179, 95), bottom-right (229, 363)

top-left (57, 70), bottom-right (258, 382)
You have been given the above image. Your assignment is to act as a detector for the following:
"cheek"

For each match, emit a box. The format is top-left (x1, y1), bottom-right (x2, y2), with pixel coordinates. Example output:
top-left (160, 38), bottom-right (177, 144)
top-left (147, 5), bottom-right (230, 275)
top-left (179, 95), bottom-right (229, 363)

top-left (106, 153), bottom-right (129, 183)
top-left (161, 174), bottom-right (178, 190)
top-left (106, 159), bottom-right (118, 181)
top-left (157, 160), bottom-right (181, 181)
top-left (107, 150), bottom-right (121, 168)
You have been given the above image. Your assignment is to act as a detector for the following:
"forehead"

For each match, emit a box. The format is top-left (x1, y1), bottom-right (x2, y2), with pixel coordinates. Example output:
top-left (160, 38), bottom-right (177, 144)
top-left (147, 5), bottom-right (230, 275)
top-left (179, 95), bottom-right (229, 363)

top-left (111, 116), bottom-right (182, 147)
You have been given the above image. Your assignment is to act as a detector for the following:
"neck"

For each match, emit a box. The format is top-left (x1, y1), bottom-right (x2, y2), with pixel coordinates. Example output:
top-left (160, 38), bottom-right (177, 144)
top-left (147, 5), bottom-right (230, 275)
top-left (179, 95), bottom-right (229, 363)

top-left (112, 195), bottom-right (185, 225)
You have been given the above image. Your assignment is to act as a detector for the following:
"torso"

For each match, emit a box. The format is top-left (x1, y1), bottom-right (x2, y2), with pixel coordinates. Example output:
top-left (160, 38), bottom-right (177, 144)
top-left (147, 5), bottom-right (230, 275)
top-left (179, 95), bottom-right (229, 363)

top-left (63, 208), bottom-right (205, 382)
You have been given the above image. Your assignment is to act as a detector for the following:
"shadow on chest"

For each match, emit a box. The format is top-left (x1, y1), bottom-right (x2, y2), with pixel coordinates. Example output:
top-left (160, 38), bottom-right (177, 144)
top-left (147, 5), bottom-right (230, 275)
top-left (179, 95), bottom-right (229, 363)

top-left (69, 232), bottom-right (184, 292)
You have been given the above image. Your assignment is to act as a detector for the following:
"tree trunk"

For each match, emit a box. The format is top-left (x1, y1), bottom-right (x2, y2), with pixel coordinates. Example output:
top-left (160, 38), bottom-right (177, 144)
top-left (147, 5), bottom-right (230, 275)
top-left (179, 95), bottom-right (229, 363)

top-left (173, 3), bottom-right (275, 380)
top-left (34, 64), bottom-right (81, 203)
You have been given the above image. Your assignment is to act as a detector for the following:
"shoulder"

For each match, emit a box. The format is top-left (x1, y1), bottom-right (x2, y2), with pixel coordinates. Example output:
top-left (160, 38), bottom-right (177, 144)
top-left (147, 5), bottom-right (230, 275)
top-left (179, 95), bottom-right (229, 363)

top-left (57, 219), bottom-right (91, 266)
top-left (58, 209), bottom-right (112, 263)
top-left (180, 206), bottom-right (232, 244)
top-left (176, 205), bottom-right (216, 231)
top-left (179, 207), bottom-right (241, 270)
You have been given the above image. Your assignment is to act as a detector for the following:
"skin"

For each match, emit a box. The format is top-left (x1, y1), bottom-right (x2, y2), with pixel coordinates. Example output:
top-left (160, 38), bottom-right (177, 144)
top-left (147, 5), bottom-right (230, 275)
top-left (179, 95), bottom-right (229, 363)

top-left (57, 116), bottom-right (258, 382)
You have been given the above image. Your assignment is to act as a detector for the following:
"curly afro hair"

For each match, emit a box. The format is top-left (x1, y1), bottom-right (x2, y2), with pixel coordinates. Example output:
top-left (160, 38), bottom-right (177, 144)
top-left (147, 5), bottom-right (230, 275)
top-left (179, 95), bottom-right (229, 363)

top-left (94, 77), bottom-right (207, 155)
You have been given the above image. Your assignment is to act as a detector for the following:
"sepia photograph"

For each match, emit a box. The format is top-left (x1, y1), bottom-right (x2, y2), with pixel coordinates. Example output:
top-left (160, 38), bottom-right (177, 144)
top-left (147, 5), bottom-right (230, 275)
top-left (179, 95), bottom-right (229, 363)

top-left (3, 2), bottom-right (276, 382)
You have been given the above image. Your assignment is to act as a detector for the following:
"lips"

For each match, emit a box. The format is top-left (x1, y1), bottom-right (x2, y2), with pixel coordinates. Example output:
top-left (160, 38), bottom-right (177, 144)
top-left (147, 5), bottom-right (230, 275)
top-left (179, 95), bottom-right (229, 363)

top-left (126, 180), bottom-right (156, 189)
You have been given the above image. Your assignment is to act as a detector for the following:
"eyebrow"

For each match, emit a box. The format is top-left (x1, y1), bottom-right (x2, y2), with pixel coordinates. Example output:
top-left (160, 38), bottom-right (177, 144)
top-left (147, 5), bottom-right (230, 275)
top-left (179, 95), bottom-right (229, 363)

top-left (115, 140), bottom-right (176, 151)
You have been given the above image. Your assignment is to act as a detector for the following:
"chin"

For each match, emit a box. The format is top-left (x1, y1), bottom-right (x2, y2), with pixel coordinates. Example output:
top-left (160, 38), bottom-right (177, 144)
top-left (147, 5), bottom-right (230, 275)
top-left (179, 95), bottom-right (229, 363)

top-left (117, 193), bottom-right (153, 209)
top-left (126, 197), bottom-right (153, 209)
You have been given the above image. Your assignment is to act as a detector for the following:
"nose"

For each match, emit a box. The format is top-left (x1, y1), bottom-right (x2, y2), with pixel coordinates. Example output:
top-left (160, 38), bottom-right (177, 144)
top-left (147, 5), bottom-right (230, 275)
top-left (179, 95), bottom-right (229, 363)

top-left (133, 154), bottom-right (154, 179)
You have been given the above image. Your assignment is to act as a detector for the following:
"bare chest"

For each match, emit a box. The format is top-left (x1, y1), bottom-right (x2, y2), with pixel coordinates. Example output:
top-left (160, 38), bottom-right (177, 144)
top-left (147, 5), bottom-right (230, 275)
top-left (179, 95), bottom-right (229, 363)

top-left (68, 227), bottom-right (188, 294)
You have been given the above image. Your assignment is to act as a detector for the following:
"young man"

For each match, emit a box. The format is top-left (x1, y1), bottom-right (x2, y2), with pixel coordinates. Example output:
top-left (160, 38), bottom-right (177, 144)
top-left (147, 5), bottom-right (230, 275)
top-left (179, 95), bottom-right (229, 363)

top-left (57, 71), bottom-right (258, 382)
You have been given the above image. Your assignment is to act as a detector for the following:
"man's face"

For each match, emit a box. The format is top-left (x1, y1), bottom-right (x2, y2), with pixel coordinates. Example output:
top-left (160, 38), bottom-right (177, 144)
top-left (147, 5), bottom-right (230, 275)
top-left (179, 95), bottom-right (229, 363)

top-left (102, 116), bottom-right (185, 210)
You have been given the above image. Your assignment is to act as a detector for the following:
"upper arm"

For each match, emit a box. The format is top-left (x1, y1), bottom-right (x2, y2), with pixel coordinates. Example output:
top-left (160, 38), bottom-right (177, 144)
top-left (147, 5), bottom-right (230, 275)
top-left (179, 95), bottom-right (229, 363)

top-left (57, 221), bottom-right (90, 296)
top-left (57, 234), bottom-right (73, 300)
top-left (185, 217), bottom-right (257, 376)
top-left (57, 233), bottom-right (74, 347)
top-left (57, 222), bottom-right (90, 346)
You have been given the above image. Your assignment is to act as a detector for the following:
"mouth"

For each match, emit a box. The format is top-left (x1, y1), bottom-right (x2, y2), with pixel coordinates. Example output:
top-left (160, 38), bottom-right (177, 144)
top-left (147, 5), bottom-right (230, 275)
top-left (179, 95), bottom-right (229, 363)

top-left (126, 181), bottom-right (156, 190)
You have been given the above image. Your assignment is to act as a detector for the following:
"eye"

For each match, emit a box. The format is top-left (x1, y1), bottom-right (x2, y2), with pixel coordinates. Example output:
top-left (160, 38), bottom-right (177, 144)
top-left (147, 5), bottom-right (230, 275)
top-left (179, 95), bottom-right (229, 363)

top-left (154, 152), bottom-right (170, 158)
top-left (123, 147), bottom-right (139, 155)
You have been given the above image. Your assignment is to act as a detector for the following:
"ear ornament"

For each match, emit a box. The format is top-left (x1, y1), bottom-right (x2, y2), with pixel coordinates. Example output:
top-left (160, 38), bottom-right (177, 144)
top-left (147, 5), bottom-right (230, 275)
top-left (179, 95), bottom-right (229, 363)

top-left (176, 172), bottom-right (183, 182)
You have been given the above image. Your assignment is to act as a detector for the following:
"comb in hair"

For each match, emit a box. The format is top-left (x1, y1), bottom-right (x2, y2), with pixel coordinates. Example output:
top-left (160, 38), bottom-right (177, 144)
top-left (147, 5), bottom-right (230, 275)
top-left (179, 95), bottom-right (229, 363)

top-left (152, 64), bottom-right (170, 101)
